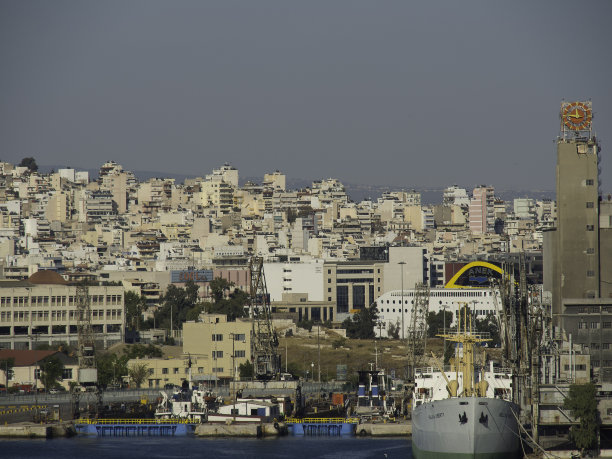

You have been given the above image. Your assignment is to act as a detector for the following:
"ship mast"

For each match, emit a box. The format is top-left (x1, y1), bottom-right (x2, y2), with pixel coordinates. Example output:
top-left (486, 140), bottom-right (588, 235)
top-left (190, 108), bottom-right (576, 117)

top-left (437, 303), bottom-right (490, 397)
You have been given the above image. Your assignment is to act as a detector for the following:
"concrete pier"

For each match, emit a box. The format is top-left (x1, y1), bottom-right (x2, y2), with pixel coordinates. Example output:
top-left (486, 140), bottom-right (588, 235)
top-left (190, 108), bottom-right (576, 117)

top-left (0, 421), bottom-right (76, 438)
top-left (0, 422), bottom-right (52, 438)
top-left (356, 421), bottom-right (411, 437)
top-left (195, 422), bottom-right (284, 437)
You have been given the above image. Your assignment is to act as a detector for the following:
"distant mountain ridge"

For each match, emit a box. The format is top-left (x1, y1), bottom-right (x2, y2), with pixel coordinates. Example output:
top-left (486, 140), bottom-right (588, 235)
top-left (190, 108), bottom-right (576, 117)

top-left (40, 164), bottom-right (555, 205)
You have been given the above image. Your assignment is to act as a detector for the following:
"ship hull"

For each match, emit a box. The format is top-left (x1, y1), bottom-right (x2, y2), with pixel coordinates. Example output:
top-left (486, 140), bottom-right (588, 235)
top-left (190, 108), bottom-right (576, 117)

top-left (412, 397), bottom-right (520, 459)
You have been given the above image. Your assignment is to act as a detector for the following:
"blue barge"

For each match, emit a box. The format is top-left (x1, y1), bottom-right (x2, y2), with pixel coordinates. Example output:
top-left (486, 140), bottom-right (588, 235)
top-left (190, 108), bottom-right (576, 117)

top-left (75, 418), bottom-right (197, 436)
top-left (285, 417), bottom-right (358, 436)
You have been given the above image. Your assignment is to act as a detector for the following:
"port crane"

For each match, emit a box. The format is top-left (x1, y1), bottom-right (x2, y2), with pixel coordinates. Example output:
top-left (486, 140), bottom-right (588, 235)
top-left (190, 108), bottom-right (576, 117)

top-left (407, 282), bottom-right (430, 378)
top-left (248, 257), bottom-right (280, 380)
top-left (72, 282), bottom-right (102, 417)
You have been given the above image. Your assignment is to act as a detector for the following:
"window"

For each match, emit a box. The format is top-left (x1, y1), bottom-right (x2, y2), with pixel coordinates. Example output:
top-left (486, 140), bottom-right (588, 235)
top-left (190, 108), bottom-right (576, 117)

top-left (212, 351), bottom-right (223, 360)
top-left (587, 248), bottom-right (595, 254)
top-left (586, 225), bottom-right (594, 231)
top-left (578, 322), bottom-right (587, 329)
top-left (591, 322), bottom-right (600, 329)
top-left (328, 288), bottom-right (331, 292)
top-left (586, 179), bottom-right (594, 186)
top-left (353, 285), bottom-right (365, 309)
top-left (587, 271), bottom-right (595, 277)
top-left (586, 202), bottom-right (594, 208)
top-left (212, 367), bottom-right (223, 373)
top-left (234, 350), bottom-right (246, 358)
top-left (603, 343), bottom-right (610, 350)
top-left (173, 368), bottom-right (179, 374)
top-left (336, 286), bottom-right (349, 313)
top-left (212, 334), bottom-right (223, 342)
top-left (604, 322), bottom-right (612, 329)
top-left (162, 368), bottom-right (168, 374)
top-left (233, 334), bottom-right (246, 341)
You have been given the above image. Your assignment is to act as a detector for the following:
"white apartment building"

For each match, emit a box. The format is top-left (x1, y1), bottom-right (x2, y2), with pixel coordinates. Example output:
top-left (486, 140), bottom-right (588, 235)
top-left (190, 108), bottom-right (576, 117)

top-left (264, 259), bottom-right (325, 302)
top-left (443, 185), bottom-right (470, 207)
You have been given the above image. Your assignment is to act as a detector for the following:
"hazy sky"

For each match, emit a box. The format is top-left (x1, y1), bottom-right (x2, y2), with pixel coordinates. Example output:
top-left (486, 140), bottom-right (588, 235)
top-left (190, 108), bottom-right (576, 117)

top-left (1, 1), bottom-right (611, 192)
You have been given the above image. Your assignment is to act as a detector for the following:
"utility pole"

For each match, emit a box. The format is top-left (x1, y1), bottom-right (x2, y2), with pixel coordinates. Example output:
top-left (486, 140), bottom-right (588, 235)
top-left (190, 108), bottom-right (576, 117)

top-left (443, 305), bottom-right (447, 362)
top-left (231, 333), bottom-right (236, 421)
top-left (374, 340), bottom-right (378, 370)
top-left (399, 262), bottom-right (406, 340)
top-left (317, 325), bottom-right (321, 383)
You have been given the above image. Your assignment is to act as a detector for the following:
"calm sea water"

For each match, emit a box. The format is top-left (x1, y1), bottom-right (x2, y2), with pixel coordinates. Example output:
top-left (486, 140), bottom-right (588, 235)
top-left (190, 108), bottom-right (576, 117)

top-left (0, 436), bottom-right (411, 459)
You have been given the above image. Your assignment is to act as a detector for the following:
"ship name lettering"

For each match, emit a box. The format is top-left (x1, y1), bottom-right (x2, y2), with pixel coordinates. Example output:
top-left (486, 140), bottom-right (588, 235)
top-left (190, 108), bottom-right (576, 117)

top-left (428, 412), bottom-right (444, 419)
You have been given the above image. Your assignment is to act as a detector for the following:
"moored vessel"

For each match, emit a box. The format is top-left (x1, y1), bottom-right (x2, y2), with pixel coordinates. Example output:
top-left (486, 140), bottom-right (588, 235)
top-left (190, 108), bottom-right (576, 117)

top-left (411, 306), bottom-right (520, 458)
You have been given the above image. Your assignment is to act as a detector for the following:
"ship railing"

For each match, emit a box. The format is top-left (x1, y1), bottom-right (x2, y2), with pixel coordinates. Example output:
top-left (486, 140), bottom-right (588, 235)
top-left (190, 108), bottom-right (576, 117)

top-left (487, 366), bottom-right (512, 375)
top-left (285, 417), bottom-right (359, 424)
top-left (415, 365), bottom-right (512, 376)
top-left (437, 329), bottom-right (491, 340)
top-left (414, 366), bottom-right (453, 374)
top-left (75, 418), bottom-right (195, 425)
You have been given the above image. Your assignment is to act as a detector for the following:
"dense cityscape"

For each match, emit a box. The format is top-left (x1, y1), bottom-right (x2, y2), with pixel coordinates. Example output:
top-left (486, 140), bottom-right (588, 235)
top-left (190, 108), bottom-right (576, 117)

top-left (0, 100), bottom-right (610, 456)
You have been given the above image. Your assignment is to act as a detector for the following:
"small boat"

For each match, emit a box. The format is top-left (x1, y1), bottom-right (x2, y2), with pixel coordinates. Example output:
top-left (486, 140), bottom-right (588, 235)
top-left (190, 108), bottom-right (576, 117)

top-left (155, 384), bottom-right (221, 423)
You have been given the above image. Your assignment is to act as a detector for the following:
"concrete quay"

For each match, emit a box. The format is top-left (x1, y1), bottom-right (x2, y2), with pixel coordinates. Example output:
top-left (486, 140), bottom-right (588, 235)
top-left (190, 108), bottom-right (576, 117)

top-left (356, 421), bottom-right (411, 437)
top-left (195, 422), bottom-right (285, 437)
top-left (0, 421), bottom-right (76, 438)
top-left (0, 422), bottom-right (51, 438)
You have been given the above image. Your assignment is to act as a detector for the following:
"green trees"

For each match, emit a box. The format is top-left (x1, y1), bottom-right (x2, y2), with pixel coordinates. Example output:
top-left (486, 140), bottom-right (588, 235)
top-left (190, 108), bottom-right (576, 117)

top-left (475, 313), bottom-right (501, 347)
top-left (564, 383), bottom-right (599, 452)
top-left (0, 357), bottom-right (15, 387)
top-left (238, 360), bottom-right (254, 379)
top-left (39, 356), bottom-right (64, 390)
top-left (19, 157), bottom-right (38, 172)
top-left (342, 304), bottom-right (378, 339)
top-left (97, 353), bottom-right (129, 387)
top-left (427, 309), bottom-right (454, 338)
top-left (152, 281), bottom-right (200, 332)
top-left (205, 278), bottom-right (249, 321)
top-left (128, 363), bottom-right (150, 388)
top-left (387, 319), bottom-right (400, 339)
top-left (96, 344), bottom-right (162, 387)
top-left (125, 291), bottom-right (148, 332)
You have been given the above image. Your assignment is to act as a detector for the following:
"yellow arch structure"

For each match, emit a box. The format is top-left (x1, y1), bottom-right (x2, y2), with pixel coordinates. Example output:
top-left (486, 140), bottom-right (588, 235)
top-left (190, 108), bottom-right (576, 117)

top-left (444, 261), bottom-right (505, 289)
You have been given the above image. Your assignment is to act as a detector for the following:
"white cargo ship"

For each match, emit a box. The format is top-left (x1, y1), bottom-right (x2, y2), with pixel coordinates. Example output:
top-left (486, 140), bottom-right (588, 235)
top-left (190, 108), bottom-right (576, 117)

top-left (411, 308), bottom-right (520, 458)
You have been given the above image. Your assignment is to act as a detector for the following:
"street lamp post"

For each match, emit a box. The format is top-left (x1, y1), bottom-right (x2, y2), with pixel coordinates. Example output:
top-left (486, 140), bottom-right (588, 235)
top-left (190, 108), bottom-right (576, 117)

top-left (399, 262), bottom-right (406, 340)
top-left (230, 333), bottom-right (236, 421)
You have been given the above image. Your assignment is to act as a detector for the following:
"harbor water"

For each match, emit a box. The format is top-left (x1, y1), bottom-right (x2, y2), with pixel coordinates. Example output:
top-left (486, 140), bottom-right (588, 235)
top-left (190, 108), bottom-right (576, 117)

top-left (0, 436), bottom-right (411, 459)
